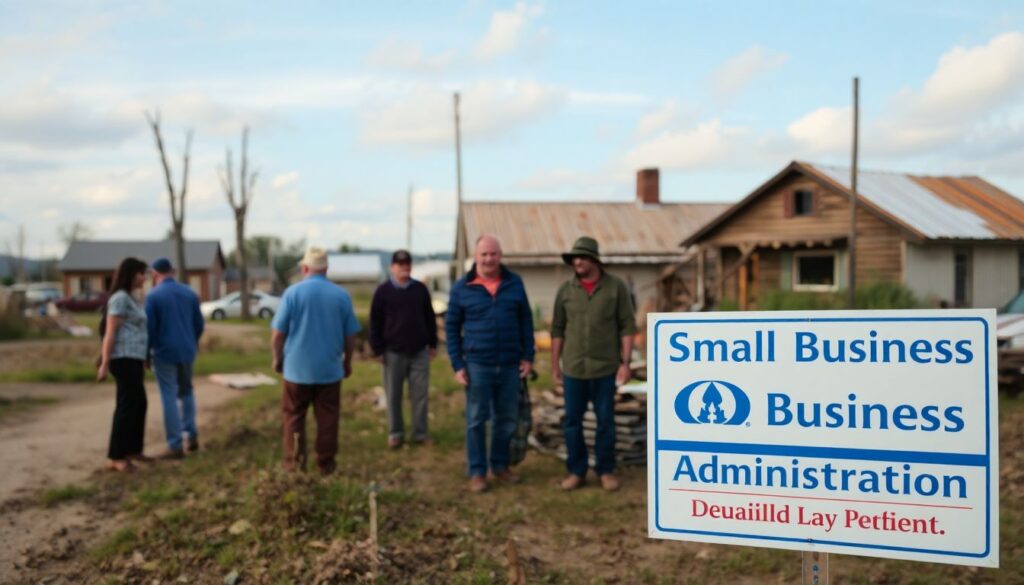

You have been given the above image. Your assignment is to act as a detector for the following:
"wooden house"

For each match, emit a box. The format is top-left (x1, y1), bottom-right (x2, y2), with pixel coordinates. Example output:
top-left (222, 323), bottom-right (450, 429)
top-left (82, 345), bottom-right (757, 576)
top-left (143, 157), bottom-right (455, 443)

top-left (683, 161), bottom-right (1024, 310)
top-left (58, 240), bottom-right (226, 302)
top-left (455, 169), bottom-right (728, 320)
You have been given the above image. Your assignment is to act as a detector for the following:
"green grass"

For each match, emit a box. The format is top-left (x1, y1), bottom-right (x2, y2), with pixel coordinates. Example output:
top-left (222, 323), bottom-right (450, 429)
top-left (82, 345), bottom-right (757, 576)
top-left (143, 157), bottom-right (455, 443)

top-left (49, 357), bottom-right (1024, 583)
top-left (91, 528), bottom-right (138, 562)
top-left (0, 395), bottom-right (59, 417)
top-left (39, 483), bottom-right (96, 507)
top-left (0, 348), bottom-right (274, 384)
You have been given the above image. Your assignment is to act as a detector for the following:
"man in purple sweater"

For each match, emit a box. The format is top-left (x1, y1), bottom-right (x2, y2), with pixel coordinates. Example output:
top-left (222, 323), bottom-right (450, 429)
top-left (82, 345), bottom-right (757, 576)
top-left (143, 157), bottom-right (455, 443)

top-left (369, 250), bottom-right (438, 449)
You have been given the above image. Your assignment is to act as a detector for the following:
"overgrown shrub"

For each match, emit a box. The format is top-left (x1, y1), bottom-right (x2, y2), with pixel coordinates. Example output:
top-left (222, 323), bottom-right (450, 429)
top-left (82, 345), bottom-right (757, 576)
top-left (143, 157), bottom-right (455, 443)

top-left (717, 282), bottom-right (921, 312)
top-left (853, 281), bottom-right (921, 309)
top-left (0, 313), bottom-right (27, 340)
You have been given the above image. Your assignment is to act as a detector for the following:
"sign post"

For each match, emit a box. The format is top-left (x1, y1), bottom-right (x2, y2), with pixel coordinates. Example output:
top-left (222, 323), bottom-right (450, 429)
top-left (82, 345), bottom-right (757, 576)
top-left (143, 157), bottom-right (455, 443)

top-left (648, 310), bottom-right (999, 569)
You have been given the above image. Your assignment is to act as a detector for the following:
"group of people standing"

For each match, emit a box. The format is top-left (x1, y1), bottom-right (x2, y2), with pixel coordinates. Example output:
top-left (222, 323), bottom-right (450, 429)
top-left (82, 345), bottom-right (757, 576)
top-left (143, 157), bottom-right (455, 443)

top-left (97, 257), bottom-right (204, 472)
top-left (272, 234), bottom-right (636, 494)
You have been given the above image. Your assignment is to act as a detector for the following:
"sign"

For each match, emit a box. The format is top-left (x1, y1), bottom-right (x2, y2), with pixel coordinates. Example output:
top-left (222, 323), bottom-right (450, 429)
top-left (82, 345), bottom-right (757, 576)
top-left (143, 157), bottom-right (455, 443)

top-left (647, 310), bottom-right (998, 567)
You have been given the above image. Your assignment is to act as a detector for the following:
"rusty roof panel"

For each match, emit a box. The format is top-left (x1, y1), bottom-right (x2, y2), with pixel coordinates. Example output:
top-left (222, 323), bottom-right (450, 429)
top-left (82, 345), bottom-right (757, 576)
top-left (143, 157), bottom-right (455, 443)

top-left (463, 201), bottom-right (728, 260)
top-left (810, 164), bottom-right (1024, 240)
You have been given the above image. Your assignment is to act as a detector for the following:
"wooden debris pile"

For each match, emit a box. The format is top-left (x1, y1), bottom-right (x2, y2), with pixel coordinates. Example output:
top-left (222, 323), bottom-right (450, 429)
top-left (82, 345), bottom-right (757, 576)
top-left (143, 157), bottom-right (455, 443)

top-left (529, 386), bottom-right (647, 467)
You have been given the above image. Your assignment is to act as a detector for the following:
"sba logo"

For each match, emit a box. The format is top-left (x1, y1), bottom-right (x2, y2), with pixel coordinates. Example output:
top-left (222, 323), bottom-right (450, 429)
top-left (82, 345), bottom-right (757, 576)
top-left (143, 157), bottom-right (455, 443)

top-left (674, 380), bottom-right (751, 426)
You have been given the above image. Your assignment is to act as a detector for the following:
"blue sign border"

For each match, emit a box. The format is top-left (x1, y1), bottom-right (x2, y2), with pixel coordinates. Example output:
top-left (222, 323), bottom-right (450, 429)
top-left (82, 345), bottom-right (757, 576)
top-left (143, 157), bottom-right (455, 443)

top-left (653, 316), bottom-right (991, 559)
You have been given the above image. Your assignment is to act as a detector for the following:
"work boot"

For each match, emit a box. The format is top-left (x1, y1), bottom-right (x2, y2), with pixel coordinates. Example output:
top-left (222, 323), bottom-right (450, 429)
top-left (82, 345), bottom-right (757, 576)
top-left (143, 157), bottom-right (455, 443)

top-left (560, 474), bottom-right (585, 491)
top-left (492, 469), bottom-right (521, 484)
top-left (599, 474), bottom-right (620, 492)
top-left (187, 437), bottom-right (199, 452)
top-left (468, 475), bottom-right (488, 493)
top-left (156, 448), bottom-right (185, 461)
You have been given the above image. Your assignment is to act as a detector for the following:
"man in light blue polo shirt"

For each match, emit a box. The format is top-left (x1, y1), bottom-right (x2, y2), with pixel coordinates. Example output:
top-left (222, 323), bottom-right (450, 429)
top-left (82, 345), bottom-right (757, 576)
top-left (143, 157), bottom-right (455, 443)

top-left (271, 246), bottom-right (361, 474)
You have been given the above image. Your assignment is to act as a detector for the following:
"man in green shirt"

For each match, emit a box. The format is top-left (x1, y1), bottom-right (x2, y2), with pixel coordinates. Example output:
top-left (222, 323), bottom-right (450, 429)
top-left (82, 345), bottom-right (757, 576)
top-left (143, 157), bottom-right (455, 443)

top-left (551, 236), bottom-right (637, 491)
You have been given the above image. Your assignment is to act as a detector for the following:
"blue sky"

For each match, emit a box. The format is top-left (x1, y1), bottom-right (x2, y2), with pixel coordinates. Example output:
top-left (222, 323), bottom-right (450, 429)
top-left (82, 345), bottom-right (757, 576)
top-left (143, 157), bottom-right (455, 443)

top-left (1, 0), bottom-right (1022, 257)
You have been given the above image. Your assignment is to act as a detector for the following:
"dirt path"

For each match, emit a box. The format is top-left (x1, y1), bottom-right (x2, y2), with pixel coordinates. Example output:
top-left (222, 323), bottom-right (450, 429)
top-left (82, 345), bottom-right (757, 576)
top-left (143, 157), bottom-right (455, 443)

top-left (0, 378), bottom-right (249, 579)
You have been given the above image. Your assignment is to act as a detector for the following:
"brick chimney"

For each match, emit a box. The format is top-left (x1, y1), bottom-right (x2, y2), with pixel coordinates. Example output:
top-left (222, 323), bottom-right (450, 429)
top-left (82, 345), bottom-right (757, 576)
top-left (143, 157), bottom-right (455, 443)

top-left (636, 168), bottom-right (660, 205)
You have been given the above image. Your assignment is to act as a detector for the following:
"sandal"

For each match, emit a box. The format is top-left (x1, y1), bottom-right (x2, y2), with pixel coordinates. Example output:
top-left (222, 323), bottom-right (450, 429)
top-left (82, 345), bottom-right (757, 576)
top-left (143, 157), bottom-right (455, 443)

top-left (128, 453), bottom-right (155, 464)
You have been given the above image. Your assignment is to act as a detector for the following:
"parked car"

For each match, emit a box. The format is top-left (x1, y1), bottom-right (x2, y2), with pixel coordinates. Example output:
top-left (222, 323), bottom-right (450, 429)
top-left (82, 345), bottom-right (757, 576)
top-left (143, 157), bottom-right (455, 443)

top-left (200, 291), bottom-right (281, 320)
top-left (10, 283), bottom-right (62, 307)
top-left (56, 290), bottom-right (109, 312)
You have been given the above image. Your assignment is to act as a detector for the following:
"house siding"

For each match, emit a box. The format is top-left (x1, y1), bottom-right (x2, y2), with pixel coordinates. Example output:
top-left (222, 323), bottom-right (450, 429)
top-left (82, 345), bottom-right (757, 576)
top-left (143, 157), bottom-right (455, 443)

top-left (904, 243), bottom-right (1019, 308)
top-left (709, 174), bottom-right (904, 304)
top-left (972, 245), bottom-right (1019, 308)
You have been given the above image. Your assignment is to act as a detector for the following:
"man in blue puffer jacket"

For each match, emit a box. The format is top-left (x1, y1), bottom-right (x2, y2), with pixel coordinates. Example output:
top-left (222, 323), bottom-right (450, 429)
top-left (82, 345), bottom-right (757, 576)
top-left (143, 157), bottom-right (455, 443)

top-left (446, 234), bottom-right (535, 493)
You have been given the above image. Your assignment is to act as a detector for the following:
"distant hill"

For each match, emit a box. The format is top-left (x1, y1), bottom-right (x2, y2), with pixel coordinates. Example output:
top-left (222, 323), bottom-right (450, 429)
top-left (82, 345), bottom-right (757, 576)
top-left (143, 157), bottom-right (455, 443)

top-left (0, 255), bottom-right (58, 281)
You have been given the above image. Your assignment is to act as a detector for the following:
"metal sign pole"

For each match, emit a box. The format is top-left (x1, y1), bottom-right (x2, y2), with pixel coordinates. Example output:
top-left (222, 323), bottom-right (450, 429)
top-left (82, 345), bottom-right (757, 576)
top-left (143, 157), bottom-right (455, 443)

top-left (800, 551), bottom-right (828, 584)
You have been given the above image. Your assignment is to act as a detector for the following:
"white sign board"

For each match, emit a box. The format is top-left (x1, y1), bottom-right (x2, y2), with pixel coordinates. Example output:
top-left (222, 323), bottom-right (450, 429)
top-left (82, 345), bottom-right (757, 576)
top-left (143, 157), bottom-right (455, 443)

top-left (647, 310), bottom-right (998, 567)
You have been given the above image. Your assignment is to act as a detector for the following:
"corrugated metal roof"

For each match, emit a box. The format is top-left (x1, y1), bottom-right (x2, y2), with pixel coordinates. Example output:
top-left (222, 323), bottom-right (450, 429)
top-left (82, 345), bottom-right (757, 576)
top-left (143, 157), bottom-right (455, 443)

top-left (463, 201), bottom-right (729, 262)
top-left (59, 240), bottom-right (224, 271)
top-left (326, 253), bottom-right (383, 282)
top-left (809, 163), bottom-right (1024, 240)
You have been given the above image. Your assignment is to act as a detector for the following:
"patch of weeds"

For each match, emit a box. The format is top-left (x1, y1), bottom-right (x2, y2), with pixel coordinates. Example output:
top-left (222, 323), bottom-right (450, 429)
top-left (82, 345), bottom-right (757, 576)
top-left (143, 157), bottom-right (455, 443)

top-left (39, 483), bottom-right (96, 507)
top-left (91, 527), bottom-right (137, 561)
top-left (0, 395), bottom-right (59, 418)
top-left (133, 484), bottom-right (185, 513)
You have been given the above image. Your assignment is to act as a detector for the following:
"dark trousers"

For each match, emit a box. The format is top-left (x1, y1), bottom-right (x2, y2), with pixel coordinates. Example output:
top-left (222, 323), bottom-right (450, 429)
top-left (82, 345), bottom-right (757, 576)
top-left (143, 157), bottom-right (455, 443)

top-left (282, 379), bottom-right (341, 474)
top-left (383, 349), bottom-right (430, 441)
top-left (563, 374), bottom-right (617, 477)
top-left (107, 358), bottom-right (147, 460)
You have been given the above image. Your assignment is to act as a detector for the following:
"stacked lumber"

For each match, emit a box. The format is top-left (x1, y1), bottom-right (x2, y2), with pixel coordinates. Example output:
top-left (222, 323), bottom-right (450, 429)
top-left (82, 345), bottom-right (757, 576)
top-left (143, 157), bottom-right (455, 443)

top-left (529, 386), bottom-right (647, 467)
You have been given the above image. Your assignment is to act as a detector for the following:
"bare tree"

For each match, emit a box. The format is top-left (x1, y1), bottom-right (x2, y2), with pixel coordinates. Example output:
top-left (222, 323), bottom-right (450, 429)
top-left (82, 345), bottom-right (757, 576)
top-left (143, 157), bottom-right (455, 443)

top-left (57, 221), bottom-right (94, 247)
top-left (145, 110), bottom-right (192, 285)
top-left (218, 127), bottom-right (259, 320)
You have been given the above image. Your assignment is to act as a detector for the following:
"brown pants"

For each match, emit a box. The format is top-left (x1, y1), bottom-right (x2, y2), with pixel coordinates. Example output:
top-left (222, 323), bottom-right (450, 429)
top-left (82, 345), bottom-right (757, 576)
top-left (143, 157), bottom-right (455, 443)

top-left (282, 379), bottom-right (341, 474)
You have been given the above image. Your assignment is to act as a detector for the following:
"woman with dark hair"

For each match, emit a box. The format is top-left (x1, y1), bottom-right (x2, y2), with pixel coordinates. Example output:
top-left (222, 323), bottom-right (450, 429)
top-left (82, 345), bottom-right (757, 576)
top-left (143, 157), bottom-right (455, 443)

top-left (97, 257), bottom-right (150, 472)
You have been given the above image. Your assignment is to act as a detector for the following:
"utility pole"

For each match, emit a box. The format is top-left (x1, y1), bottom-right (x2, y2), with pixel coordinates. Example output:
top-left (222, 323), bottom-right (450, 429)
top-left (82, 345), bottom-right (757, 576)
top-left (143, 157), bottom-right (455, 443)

top-left (848, 77), bottom-right (859, 310)
top-left (406, 184), bottom-right (414, 252)
top-left (453, 92), bottom-right (466, 277)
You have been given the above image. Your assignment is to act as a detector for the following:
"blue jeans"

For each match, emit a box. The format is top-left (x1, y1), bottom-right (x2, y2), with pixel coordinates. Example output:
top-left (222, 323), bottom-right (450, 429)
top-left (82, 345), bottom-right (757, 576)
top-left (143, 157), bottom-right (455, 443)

top-left (464, 362), bottom-right (520, 478)
top-left (153, 359), bottom-right (197, 451)
top-left (563, 374), bottom-right (617, 477)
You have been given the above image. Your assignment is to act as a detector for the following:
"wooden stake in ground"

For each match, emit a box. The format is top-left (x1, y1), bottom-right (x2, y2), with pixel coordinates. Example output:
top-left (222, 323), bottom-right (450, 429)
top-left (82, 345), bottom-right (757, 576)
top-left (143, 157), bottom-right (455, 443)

top-left (145, 110), bottom-right (192, 281)
top-left (367, 481), bottom-right (380, 573)
top-left (505, 538), bottom-right (526, 585)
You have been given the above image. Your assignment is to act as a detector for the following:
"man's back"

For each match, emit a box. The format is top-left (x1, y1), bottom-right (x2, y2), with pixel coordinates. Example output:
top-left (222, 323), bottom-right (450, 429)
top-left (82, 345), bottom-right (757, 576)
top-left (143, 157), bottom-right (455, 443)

top-left (146, 279), bottom-right (204, 363)
top-left (272, 275), bottom-right (360, 384)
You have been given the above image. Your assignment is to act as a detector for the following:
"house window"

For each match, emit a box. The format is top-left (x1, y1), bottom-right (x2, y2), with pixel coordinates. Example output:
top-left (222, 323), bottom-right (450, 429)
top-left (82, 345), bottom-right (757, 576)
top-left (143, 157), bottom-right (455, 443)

top-left (954, 248), bottom-right (971, 307)
top-left (79, 277), bottom-right (92, 292)
top-left (794, 190), bottom-right (814, 216)
top-left (793, 252), bottom-right (837, 291)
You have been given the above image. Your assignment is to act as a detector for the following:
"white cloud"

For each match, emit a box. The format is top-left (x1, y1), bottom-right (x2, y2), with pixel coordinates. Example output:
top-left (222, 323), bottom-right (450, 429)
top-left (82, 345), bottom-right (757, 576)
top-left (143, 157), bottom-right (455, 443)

top-left (513, 167), bottom-right (623, 199)
top-left (365, 37), bottom-right (456, 74)
top-left (712, 45), bottom-right (789, 101)
top-left (359, 79), bottom-right (564, 146)
top-left (786, 106), bottom-right (852, 155)
top-left (623, 119), bottom-right (750, 170)
top-left (906, 31), bottom-right (1024, 121)
top-left (635, 100), bottom-right (684, 138)
top-left (876, 31), bottom-right (1024, 155)
top-left (0, 81), bottom-right (138, 151)
top-left (474, 2), bottom-right (544, 62)
top-left (271, 171), bottom-right (299, 189)
top-left (568, 90), bottom-right (649, 107)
